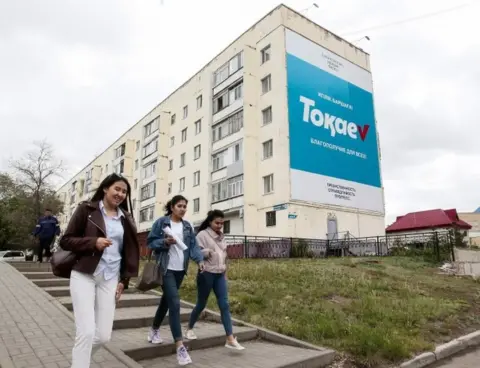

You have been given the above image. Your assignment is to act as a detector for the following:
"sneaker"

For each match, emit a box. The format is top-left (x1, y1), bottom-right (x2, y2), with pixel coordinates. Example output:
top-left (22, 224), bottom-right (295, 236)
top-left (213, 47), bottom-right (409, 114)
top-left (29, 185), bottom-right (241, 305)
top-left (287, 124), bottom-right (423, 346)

top-left (147, 328), bottom-right (163, 344)
top-left (225, 337), bottom-right (245, 351)
top-left (185, 329), bottom-right (197, 340)
top-left (177, 346), bottom-right (192, 366)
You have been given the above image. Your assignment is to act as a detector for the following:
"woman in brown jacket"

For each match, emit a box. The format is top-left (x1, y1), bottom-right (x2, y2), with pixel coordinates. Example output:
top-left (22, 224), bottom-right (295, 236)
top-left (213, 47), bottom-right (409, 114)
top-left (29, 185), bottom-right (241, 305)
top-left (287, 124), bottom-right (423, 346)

top-left (60, 173), bottom-right (139, 368)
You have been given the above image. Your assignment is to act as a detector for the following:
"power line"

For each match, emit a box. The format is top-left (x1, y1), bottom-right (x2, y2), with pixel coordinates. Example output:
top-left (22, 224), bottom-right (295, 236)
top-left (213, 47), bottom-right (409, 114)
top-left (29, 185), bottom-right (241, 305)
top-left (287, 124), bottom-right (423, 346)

top-left (341, 2), bottom-right (476, 37)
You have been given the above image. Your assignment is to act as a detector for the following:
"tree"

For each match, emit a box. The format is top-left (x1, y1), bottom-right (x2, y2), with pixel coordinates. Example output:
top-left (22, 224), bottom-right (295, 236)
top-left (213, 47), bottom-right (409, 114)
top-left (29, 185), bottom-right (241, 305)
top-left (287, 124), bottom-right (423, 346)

top-left (10, 140), bottom-right (64, 219)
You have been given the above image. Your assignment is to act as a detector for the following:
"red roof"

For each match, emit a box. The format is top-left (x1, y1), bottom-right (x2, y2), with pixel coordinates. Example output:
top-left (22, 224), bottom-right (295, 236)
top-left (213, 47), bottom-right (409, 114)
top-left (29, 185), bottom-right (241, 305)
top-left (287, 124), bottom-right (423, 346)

top-left (386, 208), bottom-right (472, 233)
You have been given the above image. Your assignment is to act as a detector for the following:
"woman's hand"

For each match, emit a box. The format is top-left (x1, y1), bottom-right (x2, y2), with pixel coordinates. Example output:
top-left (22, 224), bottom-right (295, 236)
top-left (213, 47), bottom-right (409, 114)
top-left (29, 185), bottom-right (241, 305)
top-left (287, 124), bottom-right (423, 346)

top-left (115, 283), bottom-right (124, 303)
top-left (96, 237), bottom-right (112, 251)
top-left (198, 262), bottom-right (205, 273)
top-left (165, 236), bottom-right (176, 246)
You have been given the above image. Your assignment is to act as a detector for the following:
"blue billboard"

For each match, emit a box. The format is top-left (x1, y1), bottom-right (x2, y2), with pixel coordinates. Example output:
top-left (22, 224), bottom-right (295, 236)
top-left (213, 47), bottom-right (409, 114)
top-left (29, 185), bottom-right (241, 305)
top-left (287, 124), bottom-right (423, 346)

top-left (286, 30), bottom-right (383, 213)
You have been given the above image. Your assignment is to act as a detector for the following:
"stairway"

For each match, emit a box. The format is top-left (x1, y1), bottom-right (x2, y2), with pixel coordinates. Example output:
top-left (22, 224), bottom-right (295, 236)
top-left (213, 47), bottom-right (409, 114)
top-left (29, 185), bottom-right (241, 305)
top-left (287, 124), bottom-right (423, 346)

top-left (11, 261), bottom-right (335, 367)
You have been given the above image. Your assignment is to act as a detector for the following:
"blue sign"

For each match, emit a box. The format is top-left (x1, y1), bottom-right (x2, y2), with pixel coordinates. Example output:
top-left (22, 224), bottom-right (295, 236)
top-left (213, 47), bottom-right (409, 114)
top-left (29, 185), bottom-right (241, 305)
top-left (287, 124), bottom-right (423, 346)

top-left (273, 204), bottom-right (288, 211)
top-left (286, 54), bottom-right (381, 189)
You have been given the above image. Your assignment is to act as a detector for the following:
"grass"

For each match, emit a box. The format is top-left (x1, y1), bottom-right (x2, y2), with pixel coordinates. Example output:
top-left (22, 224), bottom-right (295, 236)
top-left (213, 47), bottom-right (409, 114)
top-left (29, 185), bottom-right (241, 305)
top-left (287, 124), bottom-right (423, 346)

top-left (138, 257), bottom-right (480, 367)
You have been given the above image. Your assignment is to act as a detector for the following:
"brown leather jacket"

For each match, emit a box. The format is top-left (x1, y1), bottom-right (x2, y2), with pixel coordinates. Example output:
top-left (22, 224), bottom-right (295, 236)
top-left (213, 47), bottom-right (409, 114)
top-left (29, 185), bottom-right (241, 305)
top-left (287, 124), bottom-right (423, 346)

top-left (59, 201), bottom-right (140, 288)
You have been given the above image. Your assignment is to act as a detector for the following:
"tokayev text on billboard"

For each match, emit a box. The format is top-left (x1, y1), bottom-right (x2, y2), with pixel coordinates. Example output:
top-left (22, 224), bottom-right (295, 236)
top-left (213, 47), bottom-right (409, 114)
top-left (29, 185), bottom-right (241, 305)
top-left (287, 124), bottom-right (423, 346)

top-left (286, 29), bottom-right (384, 214)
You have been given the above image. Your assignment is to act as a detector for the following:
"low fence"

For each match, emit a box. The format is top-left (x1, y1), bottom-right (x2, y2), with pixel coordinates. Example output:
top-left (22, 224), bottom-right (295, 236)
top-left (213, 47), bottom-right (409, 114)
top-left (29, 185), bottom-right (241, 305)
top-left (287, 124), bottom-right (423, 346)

top-left (223, 230), bottom-right (455, 262)
top-left (139, 230), bottom-right (456, 263)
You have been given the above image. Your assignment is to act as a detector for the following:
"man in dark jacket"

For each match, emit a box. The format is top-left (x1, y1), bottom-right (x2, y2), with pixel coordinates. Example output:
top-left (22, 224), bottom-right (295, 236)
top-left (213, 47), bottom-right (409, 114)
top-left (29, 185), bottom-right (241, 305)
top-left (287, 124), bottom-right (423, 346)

top-left (33, 208), bottom-right (60, 263)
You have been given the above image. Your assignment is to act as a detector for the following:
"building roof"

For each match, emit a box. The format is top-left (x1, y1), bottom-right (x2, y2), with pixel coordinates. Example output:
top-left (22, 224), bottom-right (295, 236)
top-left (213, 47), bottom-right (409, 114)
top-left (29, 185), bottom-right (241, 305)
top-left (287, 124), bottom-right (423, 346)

top-left (386, 208), bottom-right (472, 233)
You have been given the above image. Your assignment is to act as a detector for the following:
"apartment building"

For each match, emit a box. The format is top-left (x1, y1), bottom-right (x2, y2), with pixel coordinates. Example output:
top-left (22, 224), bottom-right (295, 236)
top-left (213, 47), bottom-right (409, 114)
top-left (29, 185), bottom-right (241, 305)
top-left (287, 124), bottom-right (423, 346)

top-left (56, 4), bottom-right (386, 240)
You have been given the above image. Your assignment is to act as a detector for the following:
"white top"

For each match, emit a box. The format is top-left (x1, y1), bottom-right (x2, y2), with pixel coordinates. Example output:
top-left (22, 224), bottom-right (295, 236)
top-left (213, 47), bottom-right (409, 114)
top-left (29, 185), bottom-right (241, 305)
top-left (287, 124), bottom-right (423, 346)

top-left (167, 220), bottom-right (185, 271)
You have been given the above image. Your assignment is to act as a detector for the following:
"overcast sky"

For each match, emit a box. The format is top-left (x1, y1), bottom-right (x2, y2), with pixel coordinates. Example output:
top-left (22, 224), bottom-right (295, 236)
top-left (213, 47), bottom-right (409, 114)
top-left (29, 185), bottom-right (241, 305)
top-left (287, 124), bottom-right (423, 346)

top-left (1, 0), bottom-right (479, 225)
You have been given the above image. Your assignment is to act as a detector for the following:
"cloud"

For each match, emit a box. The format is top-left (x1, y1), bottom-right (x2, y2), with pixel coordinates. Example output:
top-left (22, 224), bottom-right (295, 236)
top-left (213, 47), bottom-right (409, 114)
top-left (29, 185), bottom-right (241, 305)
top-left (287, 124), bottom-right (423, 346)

top-left (1, 0), bottom-right (479, 227)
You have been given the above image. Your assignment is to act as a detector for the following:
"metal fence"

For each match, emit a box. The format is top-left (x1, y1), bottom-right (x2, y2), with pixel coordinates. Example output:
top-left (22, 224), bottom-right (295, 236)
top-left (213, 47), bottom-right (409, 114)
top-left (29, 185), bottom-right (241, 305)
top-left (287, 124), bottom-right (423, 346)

top-left (223, 230), bottom-right (456, 262)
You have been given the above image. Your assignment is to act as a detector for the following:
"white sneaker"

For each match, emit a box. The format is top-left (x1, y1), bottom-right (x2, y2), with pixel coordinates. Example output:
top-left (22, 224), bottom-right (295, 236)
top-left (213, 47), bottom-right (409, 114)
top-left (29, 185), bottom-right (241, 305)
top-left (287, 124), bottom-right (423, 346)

top-left (147, 328), bottom-right (163, 344)
top-left (177, 346), bottom-right (192, 365)
top-left (185, 329), bottom-right (197, 340)
top-left (225, 337), bottom-right (245, 350)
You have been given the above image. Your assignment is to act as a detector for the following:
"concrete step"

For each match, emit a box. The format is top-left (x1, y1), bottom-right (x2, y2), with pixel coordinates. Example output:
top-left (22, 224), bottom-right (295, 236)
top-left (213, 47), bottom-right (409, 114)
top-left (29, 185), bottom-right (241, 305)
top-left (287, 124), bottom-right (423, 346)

top-left (44, 286), bottom-right (71, 297)
top-left (138, 340), bottom-right (335, 368)
top-left (58, 293), bottom-right (160, 311)
top-left (11, 262), bottom-right (52, 270)
top-left (113, 306), bottom-right (191, 330)
top-left (111, 322), bottom-right (258, 361)
top-left (23, 272), bottom-right (59, 279)
top-left (32, 278), bottom-right (69, 288)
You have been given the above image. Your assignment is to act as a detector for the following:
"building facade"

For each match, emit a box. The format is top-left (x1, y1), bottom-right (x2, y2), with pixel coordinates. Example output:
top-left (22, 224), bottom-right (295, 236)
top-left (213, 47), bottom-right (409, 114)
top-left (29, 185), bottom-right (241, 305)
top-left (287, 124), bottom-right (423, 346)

top-left (56, 4), bottom-right (386, 240)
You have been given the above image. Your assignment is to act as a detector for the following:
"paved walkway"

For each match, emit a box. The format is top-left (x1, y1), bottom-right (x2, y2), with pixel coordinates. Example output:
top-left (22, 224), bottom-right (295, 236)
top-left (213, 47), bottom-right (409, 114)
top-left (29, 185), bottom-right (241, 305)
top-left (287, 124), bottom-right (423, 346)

top-left (432, 347), bottom-right (480, 368)
top-left (0, 262), bottom-right (129, 368)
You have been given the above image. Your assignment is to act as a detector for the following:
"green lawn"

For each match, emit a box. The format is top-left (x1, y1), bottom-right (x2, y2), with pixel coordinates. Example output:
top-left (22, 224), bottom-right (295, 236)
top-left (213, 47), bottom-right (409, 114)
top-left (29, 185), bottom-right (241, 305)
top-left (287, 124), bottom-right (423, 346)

top-left (139, 257), bottom-right (480, 367)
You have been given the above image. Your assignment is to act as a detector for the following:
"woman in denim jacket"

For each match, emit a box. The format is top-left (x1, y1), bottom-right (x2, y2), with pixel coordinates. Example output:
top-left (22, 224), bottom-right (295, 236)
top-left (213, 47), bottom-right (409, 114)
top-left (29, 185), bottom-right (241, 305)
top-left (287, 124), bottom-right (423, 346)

top-left (147, 195), bottom-right (204, 366)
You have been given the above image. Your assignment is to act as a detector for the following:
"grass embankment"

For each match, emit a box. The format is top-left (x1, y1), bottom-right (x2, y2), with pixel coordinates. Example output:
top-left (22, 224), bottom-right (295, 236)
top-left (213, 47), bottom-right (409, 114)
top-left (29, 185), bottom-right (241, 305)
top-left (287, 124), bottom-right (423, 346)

top-left (138, 257), bottom-right (480, 367)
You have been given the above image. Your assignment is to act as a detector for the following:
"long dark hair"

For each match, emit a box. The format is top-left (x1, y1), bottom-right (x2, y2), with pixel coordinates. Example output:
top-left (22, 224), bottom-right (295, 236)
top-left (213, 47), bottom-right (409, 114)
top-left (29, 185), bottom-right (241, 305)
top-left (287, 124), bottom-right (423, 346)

top-left (197, 209), bottom-right (225, 234)
top-left (91, 173), bottom-right (133, 213)
top-left (164, 195), bottom-right (188, 216)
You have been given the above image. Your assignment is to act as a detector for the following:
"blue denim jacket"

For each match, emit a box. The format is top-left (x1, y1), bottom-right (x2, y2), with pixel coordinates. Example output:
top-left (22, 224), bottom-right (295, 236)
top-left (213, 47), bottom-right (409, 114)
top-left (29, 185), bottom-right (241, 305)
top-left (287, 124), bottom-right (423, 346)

top-left (147, 216), bottom-right (203, 274)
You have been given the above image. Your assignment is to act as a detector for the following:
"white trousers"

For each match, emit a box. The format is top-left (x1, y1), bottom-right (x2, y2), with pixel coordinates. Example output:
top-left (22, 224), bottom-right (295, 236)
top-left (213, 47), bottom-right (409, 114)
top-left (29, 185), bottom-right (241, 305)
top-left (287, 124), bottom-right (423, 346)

top-left (70, 270), bottom-right (118, 368)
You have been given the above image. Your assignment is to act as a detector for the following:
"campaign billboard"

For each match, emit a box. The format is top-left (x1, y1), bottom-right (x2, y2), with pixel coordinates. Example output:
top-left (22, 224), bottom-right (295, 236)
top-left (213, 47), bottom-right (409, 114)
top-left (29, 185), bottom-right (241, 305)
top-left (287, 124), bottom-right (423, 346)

top-left (286, 30), bottom-right (384, 214)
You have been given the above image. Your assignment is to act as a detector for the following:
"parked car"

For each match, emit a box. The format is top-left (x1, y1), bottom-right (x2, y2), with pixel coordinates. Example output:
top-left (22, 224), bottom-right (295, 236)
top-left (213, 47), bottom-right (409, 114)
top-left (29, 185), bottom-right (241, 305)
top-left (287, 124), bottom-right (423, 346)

top-left (0, 250), bottom-right (26, 262)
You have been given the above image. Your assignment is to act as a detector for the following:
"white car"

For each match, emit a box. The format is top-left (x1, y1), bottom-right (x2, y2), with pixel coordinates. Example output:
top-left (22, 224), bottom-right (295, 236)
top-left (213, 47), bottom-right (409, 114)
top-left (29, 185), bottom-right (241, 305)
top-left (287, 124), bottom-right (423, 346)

top-left (0, 250), bottom-right (26, 262)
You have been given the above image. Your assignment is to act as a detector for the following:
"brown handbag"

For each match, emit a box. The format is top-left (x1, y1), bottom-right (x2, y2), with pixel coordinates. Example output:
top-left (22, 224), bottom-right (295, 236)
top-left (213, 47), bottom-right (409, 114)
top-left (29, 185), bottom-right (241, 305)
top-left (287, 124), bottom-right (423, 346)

top-left (135, 251), bottom-right (163, 292)
top-left (50, 247), bottom-right (77, 279)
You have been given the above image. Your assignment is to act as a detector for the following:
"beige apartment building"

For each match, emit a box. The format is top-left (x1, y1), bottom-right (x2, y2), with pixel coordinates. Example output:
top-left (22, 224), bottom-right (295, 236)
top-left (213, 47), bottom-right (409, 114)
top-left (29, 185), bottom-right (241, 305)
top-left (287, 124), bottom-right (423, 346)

top-left (56, 4), bottom-right (386, 240)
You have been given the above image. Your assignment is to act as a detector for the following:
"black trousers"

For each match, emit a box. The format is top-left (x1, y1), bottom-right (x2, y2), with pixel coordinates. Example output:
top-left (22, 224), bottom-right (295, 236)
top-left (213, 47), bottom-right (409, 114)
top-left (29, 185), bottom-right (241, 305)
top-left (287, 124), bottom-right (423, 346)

top-left (38, 237), bottom-right (53, 262)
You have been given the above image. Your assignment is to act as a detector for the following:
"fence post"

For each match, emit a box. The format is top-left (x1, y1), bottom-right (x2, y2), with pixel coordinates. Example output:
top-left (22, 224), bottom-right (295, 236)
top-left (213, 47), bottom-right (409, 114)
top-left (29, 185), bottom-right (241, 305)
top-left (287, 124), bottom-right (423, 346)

top-left (243, 236), bottom-right (248, 259)
top-left (449, 232), bottom-right (456, 262)
top-left (325, 238), bottom-right (330, 258)
top-left (376, 236), bottom-right (380, 255)
top-left (434, 231), bottom-right (440, 262)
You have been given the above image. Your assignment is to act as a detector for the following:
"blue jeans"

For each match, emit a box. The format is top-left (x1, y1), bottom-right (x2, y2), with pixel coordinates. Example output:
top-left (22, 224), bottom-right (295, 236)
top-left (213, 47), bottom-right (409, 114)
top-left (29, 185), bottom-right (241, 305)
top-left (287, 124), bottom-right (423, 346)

top-left (188, 271), bottom-right (233, 336)
top-left (152, 270), bottom-right (185, 341)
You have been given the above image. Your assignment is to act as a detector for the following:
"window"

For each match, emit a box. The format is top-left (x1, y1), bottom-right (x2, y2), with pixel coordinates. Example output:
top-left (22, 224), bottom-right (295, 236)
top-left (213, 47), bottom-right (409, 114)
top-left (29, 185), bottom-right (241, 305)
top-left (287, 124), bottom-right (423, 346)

top-left (262, 106), bottom-right (272, 125)
top-left (196, 95), bottom-right (203, 109)
top-left (142, 139), bottom-right (158, 158)
top-left (229, 83), bottom-right (243, 103)
top-left (168, 183), bottom-right (172, 194)
top-left (140, 181), bottom-right (156, 201)
top-left (263, 174), bottom-right (274, 194)
top-left (212, 175), bottom-right (243, 203)
top-left (136, 141), bottom-right (140, 151)
top-left (180, 153), bottom-right (186, 167)
top-left (212, 110), bottom-right (243, 142)
top-left (134, 179), bottom-right (138, 189)
top-left (263, 139), bottom-right (273, 159)
top-left (261, 75), bottom-right (271, 94)
top-left (183, 105), bottom-right (188, 119)
top-left (212, 149), bottom-right (227, 171)
top-left (115, 143), bottom-right (125, 159)
top-left (144, 117), bottom-right (159, 138)
top-left (261, 45), bottom-right (271, 64)
top-left (114, 160), bottom-right (124, 174)
top-left (132, 199), bottom-right (136, 210)
top-left (171, 114), bottom-right (176, 125)
top-left (193, 171), bottom-right (200, 186)
top-left (195, 120), bottom-right (202, 135)
top-left (140, 205), bottom-right (155, 223)
top-left (179, 177), bottom-right (185, 192)
top-left (135, 159), bottom-right (139, 170)
top-left (142, 160), bottom-right (157, 178)
top-left (193, 198), bottom-right (200, 213)
top-left (181, 128), bottom-right (187, 143)
top-left (169, 159), bottom-right (173, 171)
top-left (213, 90), bottom-right (228, 114)
top-left (223, 220), bottom-right (231, 234)
top-left (266, 211), bottom-right (276, 227)
top-left (170, 136), bottom-right (175, 147)
top-left (194, 145), bottom-right (201, 160)
top-left (213, 51), bottom-right (244, 85)
top-left (105, 164), bottom-right (108, 173)
top-left (234, 142), bottom-right (242, 162)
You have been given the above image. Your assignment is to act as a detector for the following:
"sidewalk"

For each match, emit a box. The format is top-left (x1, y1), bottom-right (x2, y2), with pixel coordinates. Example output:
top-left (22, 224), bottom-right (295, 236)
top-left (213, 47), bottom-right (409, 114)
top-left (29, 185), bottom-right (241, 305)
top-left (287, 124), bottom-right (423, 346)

top-left (432, 347), bottom-right (480, 368)
top-left (0, 262), bottom-right (130, 368)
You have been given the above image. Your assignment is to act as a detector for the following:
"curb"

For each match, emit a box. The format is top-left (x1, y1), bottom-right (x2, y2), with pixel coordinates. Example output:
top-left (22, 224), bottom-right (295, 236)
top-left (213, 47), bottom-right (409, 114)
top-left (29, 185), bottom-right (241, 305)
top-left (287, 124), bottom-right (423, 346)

top-left (399, 331), bottom-right (480, 368)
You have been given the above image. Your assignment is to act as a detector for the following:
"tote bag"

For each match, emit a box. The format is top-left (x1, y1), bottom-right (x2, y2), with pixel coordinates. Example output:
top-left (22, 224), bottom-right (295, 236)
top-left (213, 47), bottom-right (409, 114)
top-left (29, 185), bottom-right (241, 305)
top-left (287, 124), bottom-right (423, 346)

top-left (50, 247), bottom-right (77, 279)
top-left (135, 251), bottom-right (163, 292)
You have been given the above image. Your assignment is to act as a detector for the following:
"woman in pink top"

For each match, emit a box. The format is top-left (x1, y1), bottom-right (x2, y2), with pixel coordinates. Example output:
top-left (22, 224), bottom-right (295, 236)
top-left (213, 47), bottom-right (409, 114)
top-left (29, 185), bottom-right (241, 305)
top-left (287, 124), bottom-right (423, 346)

top-left (185, 210), bottom-right (245, 350)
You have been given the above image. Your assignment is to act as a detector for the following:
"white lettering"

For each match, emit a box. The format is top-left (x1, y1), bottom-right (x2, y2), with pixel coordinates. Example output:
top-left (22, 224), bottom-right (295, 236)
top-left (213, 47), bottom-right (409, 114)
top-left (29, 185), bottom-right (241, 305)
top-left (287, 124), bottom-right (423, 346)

top-left (300, 95), bottom-right (361, 140)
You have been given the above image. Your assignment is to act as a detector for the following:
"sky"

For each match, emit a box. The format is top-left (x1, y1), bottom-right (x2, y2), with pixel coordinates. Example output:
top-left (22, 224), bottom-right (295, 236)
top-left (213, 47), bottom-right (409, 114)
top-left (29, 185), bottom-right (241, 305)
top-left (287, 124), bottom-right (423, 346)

top-left (1, 0), bottom-right (479, 225)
